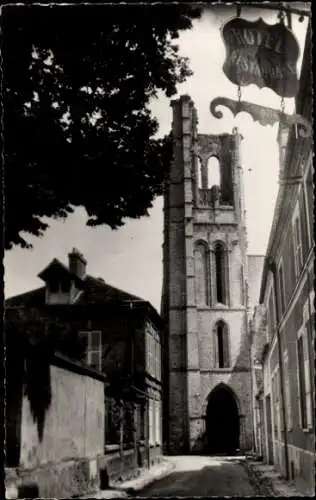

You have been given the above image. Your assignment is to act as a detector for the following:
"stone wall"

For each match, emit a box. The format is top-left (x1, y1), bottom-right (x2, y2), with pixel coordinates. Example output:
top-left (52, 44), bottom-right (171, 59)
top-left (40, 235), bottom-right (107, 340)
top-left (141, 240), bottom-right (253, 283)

top-left (20, 363), bottom-right (104, 469)
top-left (162, 95), bottom-right (254, 454)
top-left (9, 355), bottom-right (105, 498)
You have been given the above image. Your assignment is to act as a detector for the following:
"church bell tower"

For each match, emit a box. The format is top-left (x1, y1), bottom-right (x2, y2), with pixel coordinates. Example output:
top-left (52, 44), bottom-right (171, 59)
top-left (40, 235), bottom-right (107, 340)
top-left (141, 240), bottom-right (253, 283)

top-left (161, 95), bottom-right (253, 454)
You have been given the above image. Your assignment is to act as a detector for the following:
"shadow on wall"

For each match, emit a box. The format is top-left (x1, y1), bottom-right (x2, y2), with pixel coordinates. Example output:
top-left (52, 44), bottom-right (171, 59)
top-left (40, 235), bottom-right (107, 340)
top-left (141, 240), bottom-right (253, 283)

top-left (24, 341), bottom-right (52, 442)
top-left (6, 308), bottom-right (88, 446)
top-left (191, 432), bottom-right (208, 454)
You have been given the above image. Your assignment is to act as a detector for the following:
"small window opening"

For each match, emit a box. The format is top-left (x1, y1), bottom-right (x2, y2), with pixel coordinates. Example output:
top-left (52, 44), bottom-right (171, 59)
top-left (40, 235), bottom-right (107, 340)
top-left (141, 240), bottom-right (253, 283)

top-left (218, 324), bottom-right (224, 368)
top-left (216, 321), bottom-right (230, 368)
top-left (197, 157), bottom-right (203, 189)
top-left (61, 278), bottom-right (70, 293)
top-left (215, 244), bottom-right (225, 303)
top-left (49, 279), bottom-right (59, 294)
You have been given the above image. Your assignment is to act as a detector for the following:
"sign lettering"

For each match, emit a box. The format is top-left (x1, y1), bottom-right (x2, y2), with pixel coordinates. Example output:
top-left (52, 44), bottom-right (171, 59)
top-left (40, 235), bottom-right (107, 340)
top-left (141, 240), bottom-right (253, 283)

top-left (221, 17), bottom-right (300, 98)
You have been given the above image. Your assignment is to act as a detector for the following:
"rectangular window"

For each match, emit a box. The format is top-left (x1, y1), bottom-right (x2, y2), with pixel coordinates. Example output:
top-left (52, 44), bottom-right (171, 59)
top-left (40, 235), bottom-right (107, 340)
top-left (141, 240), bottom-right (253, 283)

top-left (49, 279), bottom-right (59, 294)
top-left (283, 352), bottom-right (292, 430)
top-left (146, 332), bottom-right (151, 374)
top-left (154, 339), bottom-right (157, 379)
top-left (155, 399), bottom-right (161, 444)
top-left (140, 403), bottom-right (145, 441)
top-left (278, 264), bottom-right (286, 316)
top-left (148, 399), bottom-right (154, 445)
top-left (240, 265), bottom-right (244, 305)
top-left (157, 342), bottom-right (161, 381)
top-left (297, 335), bottom-right (307, 428)
top-left (80, 330), bottom-right (102, 371)
top-left (268, 287), bottom-right (276, 343)
top-left (276, 369), bottom-right (283, 436)
top-left (297, 329), bottom-right (312, 429)
top-left (292, 210), bottom-right (303, 278)
top-left (150, 335), bottom-right (153, 375)
top-left (268, 295), bottom-right (273, 341)
top-left (272, 374), bottom-right (278, 438)
top-left (305, 159), bottom-right (313, 247)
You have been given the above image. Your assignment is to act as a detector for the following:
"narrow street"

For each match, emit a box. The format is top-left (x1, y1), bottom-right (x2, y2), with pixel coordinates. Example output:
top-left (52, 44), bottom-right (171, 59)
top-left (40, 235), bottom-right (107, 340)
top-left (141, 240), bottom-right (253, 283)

top-left (136, 455), bottom-right (268, 497)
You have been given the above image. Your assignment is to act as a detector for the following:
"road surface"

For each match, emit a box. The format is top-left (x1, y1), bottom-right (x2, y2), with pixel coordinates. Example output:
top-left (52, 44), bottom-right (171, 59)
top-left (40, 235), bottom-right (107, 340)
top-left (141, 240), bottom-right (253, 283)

top-left (136, 455), bottom-right (262, 497)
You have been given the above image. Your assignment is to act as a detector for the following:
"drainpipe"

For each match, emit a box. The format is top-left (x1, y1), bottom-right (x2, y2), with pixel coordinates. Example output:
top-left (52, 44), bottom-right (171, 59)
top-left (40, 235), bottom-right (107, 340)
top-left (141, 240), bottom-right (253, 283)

top-left (249, 319), bottom-right (256, 454)
top-left (267, 258), bottom-right (289, 480)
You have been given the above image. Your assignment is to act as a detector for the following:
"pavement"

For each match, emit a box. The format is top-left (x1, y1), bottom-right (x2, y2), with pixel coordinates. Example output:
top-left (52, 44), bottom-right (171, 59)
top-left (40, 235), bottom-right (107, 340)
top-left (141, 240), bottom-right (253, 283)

top-left (78, 459), bottom-right (175, 499)
top-left (246, 459), bottom-right (310, 497)
top-left (8, 455), bottom-right (311, 498)
top-left (136, 455), bottom-right (256, 497)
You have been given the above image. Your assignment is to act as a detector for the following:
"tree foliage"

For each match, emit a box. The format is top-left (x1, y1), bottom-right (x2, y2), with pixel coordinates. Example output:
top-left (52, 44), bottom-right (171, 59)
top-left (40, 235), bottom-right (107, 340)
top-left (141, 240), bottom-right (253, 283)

top-left (3, 4), bottom-right (201, 249)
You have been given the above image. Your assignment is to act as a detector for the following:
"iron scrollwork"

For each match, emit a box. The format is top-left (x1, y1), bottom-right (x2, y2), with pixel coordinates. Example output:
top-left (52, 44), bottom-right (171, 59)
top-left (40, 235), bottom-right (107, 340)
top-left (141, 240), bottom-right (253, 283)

top-left (210, 97), bottom-right (312, 138)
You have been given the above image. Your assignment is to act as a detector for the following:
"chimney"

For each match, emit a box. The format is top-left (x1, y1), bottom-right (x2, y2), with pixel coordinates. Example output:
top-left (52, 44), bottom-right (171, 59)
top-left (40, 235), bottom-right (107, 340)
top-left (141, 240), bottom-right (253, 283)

top-left (68, 248), bottom-right (87, 280)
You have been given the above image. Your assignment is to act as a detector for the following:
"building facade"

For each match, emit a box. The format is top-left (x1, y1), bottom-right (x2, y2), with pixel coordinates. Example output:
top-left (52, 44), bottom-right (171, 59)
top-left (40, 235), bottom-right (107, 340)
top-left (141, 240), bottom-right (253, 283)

top-left (161, 96), bottom-right (260, 454)
top-left (6, 249), bottom-right (163, 473)
top-left (251, 22), bottom-right (314, 495)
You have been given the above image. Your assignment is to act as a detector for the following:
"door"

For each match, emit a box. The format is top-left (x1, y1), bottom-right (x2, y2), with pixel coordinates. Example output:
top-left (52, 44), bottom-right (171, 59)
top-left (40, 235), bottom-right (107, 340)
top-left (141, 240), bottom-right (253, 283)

top-left (206, 385), bottom-right (239, 455)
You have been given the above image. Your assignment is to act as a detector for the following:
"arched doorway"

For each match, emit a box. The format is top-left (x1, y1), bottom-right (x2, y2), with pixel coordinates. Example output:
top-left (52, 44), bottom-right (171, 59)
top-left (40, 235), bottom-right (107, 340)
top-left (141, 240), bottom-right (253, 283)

top-left (206, 384), bottom-right (239, 455)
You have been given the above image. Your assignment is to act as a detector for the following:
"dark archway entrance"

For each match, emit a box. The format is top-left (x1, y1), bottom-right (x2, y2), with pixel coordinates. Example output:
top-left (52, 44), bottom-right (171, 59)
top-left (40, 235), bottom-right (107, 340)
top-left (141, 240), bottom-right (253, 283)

top-left (206, 385), bottom-right (239, 455)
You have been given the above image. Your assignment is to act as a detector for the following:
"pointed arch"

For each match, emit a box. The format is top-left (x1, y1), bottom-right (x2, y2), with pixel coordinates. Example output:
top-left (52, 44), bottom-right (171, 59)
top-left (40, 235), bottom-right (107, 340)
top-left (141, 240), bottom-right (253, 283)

top-left (202, 383), bottom-right (241, 454)
top-left (213, 320), bottom-right (230, 368)
top-left (202, 383), bottom-right (241, 417)
top-left (194, 240), bottom-right (210, 306)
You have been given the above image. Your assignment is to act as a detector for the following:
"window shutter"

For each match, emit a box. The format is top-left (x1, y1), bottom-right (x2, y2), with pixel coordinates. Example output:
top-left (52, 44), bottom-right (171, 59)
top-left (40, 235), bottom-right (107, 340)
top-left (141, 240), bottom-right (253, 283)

top-left (283, 355), bottom-right (292, 430)
top-left (297, 335), bottom-right (307, 428)
top-left (148, 400), bottom-right (153, 445)
top-left (303, 331), bottom-right (312, 427)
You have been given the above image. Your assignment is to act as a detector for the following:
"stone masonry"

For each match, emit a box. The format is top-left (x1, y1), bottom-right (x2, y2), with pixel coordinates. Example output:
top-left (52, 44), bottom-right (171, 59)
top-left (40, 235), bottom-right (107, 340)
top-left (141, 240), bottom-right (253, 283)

top-left (161, 95), bottom-right (253, 454)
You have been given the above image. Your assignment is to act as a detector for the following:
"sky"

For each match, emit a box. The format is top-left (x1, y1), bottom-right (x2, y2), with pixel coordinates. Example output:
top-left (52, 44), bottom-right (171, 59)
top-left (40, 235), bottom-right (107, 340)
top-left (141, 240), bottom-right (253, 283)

top-left (4, 5), bottom-right (308, 312)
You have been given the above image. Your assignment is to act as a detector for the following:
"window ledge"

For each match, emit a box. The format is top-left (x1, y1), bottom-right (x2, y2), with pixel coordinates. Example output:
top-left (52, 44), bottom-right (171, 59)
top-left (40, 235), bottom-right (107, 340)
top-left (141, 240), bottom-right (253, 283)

top-left (302, 427), bottom-right (313, 433)
top-left (205, 367), bottom-right (232, 373)
top-left (104, 444), bottom-right (120, 453)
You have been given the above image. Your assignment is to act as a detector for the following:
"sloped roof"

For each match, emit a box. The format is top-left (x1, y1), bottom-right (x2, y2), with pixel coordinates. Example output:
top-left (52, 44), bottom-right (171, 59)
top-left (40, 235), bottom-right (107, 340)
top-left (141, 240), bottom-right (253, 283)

top-left (6, 274), bottom-right (143, 308)
top-left (5, 256), bottom-right (162, 327)
top-left (5, 287), bottom-right (46, 307)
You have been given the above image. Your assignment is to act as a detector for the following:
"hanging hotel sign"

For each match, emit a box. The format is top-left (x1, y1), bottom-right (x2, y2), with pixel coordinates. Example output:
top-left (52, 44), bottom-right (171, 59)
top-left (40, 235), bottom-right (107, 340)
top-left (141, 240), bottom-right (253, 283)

top-left (221, 17), bottom-right (300, 98)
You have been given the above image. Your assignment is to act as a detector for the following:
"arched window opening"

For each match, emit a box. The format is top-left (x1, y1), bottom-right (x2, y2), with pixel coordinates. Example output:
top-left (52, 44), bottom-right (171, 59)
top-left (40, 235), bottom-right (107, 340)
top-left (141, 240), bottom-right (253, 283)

top-left (214, 243), bottom-right (227, 304)
top-left (207, 156), bottom-right (220, 190)
top-left (216, 321), bottom-right (230, 368)
top-left (194, 242), bottom-right (210, 306)
top-left (197, 157), bottom-right (203, 189)
top-left (217, 324), bottom-right (224, 368)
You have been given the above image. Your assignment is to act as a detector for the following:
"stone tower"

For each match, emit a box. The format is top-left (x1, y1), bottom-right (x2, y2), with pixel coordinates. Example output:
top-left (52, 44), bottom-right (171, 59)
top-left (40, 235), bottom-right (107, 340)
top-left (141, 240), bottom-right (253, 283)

top-left (161, 95), bottom-right (253, 454)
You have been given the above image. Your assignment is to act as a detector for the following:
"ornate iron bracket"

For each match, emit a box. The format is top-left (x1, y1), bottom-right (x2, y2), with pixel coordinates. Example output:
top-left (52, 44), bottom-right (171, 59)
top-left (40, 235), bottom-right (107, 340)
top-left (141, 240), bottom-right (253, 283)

top-left (210, 97), bottom-right (312, 138)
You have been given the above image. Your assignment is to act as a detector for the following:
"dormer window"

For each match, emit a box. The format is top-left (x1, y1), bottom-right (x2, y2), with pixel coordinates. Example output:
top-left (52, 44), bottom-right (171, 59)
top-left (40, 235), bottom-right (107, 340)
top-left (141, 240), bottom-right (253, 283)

top-left (38, 251), bottom-right (87, 305)
top-left (61, 278), bottom-right (70, 294)
top-left (49, 279), bottom-right (59, 294)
